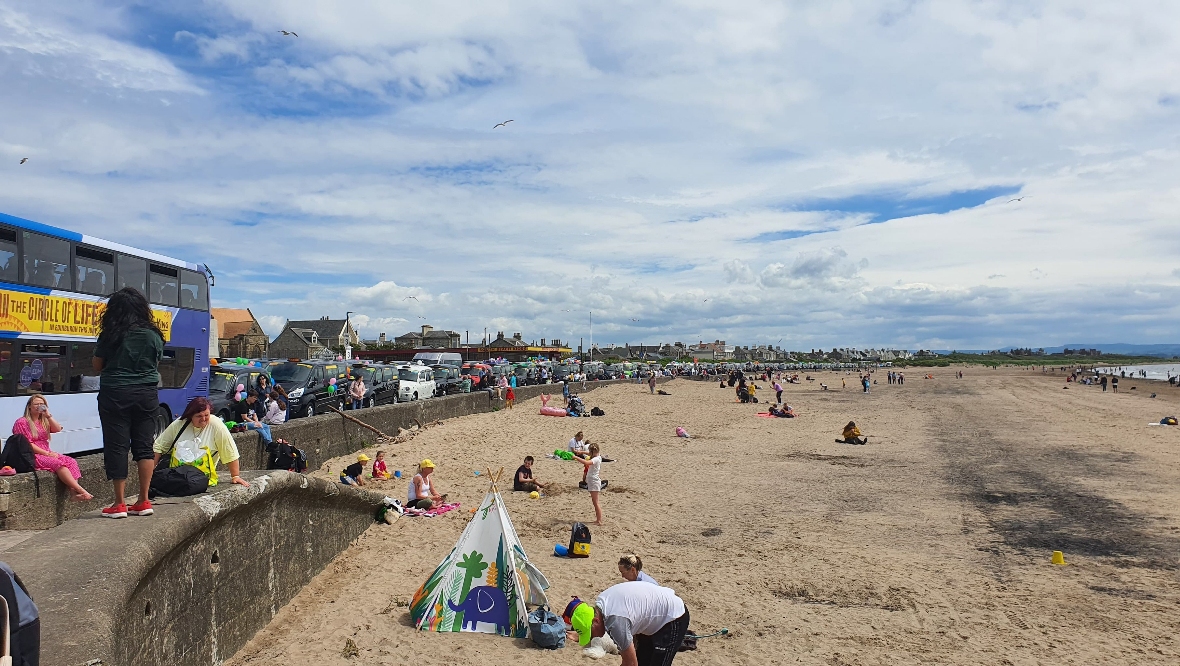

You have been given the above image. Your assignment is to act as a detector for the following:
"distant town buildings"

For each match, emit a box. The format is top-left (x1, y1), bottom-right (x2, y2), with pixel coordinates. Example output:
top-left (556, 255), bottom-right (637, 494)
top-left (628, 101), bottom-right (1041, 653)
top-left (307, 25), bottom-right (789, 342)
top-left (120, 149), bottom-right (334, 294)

top-left (210, 308), bottom-right (269, 359)
top-left (270, 317), bottom-right (359, 359)
top-left (395, 325), bottom-right (461, 349)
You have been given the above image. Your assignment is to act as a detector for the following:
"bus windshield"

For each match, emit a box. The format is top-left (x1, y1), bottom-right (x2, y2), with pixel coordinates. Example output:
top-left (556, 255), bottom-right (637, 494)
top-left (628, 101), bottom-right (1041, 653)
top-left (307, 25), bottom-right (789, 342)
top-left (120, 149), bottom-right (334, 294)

top-left (271, 362), bottom-right (313, 384)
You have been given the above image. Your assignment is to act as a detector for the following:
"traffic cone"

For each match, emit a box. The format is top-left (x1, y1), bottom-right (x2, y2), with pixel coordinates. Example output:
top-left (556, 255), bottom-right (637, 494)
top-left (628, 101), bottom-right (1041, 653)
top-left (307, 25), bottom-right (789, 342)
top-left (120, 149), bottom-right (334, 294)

top-left (1051, 550), bottom-right (1066, 565)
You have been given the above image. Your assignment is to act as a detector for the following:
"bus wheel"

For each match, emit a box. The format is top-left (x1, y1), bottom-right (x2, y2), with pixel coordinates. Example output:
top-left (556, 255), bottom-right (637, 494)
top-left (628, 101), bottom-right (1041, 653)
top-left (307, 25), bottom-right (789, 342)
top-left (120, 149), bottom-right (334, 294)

top-left (154, 408), bottom-right (171, 438)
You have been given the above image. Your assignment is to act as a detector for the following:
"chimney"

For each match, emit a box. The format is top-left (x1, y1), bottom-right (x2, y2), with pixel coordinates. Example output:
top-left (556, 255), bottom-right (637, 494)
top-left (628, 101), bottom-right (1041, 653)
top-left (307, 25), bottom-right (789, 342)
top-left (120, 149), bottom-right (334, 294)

top-left (421, 324), bottom-right (433, 336)
top-left (378, 332), bottom-right (386, 343)
top-left (514, 332), bottom-right (522, 340)
top-left (540, 339), bottom-right (546, 346)
top-left (496, 331), bottom-right (504, 340)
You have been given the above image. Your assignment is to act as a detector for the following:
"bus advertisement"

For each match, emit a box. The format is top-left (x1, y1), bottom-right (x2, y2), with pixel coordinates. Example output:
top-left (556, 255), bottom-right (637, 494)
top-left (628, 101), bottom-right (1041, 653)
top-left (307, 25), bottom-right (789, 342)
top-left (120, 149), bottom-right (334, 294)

top-left (0, 212), bottom-right (211, 456)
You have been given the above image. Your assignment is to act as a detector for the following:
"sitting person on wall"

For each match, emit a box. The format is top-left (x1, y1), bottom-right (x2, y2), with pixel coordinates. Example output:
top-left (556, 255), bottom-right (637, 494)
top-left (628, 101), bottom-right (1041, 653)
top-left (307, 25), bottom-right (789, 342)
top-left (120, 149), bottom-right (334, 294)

top-left (12, 393), bottom-right (93, 501)
top-left (154, 396), bottom-right (250, 490)
top-left (340, 454), bottom-right (368, 486)
top-left (407, 459), bottom-right (445, 509)
top-left (838, 421), bottom-right (867, 445)
top-left (513, 455), bottom-right (549, 492)
top-left (263, 391), bottom-right (287, 425)
top-left (233, 390), bottom-right (273, 444)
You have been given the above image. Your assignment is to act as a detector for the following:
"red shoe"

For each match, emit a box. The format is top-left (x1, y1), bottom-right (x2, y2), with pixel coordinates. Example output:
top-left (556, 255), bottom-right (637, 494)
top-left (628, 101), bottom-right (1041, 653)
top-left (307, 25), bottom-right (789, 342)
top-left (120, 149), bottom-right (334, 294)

top-left (102, 503), bottom-right (128, 519)
top-left (128, 500), bottom-right (154, 516)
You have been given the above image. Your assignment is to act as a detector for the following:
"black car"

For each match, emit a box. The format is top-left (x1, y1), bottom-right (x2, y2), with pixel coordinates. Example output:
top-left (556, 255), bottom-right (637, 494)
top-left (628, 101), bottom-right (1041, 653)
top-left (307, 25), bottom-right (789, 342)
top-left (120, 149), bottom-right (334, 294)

top-left (431, 364), bottom-right (462, 396)
top-left (346, 363), bottom-right (399, 408)
top-left (209, 364), bottom-right (274, 422)
top-left (270, 359), bottom-right (350, 419)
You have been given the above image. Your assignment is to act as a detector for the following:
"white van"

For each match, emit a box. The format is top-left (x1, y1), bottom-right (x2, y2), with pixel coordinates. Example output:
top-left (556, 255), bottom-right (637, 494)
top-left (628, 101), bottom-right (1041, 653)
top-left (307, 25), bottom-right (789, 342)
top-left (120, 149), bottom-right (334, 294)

top-left (412, 352), bottom-right (464, 368)
top-left (398, 363), bottom-right (438, 401)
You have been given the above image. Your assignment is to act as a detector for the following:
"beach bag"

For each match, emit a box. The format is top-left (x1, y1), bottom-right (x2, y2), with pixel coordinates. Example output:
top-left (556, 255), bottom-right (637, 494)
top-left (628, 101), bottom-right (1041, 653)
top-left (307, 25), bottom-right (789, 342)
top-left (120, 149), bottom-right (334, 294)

top-left (0, 562), bottom-right (39, 666)
top-left (266, 438), bottom-right (308, 473)
top-left (590, 407), bottom-right (605, 417)
top-left (150, 421), bottom-right (210, 499)
top-left (1163, 417), bottom-right (1178, 426)
top-left (568, 522), bottom-right (591, 558)
top-left (528, 606), bottom-right (565, 649)
top-left (0, 436), bottom-right (39, 499)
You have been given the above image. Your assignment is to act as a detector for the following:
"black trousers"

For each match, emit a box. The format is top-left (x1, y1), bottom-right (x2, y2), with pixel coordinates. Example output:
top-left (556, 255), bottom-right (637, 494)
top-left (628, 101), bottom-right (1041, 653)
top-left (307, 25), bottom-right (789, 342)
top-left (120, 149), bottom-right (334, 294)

top-left (635, 608), bottom-right (690, 666)
top-left (98, 384), bottom-right (160, 480)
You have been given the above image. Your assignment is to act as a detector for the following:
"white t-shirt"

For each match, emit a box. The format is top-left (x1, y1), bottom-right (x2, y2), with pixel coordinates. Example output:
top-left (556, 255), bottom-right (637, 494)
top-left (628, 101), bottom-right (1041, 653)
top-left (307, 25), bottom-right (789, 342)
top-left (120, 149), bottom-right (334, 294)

top-left (569, 437), bottom-right (587, 455)
top-left (586, 456), bottom-right (602, 486)
top-left (595, 582), bottom-right (685, 651)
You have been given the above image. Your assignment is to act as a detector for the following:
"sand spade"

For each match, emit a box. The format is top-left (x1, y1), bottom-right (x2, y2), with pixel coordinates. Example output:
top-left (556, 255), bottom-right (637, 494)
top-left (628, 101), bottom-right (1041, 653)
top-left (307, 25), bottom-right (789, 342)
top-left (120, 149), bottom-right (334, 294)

top-left (1051, 550), bottom-right (1067, 565)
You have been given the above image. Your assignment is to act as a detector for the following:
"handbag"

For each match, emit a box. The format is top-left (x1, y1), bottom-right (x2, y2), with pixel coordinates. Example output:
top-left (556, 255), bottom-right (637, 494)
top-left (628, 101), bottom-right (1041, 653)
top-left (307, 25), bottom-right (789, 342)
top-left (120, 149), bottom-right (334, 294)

top-left (527, 605), bottom-right (565, 650)
top-left (149, 421), bottom-right (210, 499)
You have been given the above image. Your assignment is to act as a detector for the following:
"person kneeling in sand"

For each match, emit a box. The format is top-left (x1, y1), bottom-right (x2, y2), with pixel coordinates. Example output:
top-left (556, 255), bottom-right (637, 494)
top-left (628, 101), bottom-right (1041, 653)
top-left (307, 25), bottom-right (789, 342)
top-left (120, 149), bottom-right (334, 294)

top-left (407, 459), bottom-right (446, 509)
top-left (514, 455), bottom-right (550, 492)
top-left (340, 454), bottom-right (368, 486)
top-left (618, 554), bottom-right (659, 585)
top-left (769, 404), bottom-right (796, 418)
top-left (838, 421), bottom-right (867, 445)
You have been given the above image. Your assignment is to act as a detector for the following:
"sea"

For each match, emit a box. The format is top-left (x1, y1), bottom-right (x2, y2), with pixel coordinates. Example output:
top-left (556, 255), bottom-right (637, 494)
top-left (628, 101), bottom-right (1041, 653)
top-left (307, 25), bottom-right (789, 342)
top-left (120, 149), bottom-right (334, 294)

top-left (1092, 363), bottom-right (1180, 381)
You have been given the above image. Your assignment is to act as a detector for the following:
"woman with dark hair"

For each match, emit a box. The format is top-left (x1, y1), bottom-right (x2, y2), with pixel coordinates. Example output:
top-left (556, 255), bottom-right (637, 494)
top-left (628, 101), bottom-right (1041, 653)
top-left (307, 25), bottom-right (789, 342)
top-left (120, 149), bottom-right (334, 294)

top-left (152, 396), bottom-right (249, 489)
top-left (94, 287), bottom-right (166, 518)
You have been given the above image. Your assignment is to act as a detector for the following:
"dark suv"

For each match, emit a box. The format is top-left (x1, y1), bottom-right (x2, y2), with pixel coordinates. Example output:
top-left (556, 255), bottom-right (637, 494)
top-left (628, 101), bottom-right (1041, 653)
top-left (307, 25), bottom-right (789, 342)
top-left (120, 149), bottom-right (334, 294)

top-left (270, 359), bottom-right (350, 419)
top-left (209, 364), bottom-right (274, 422)
top-left (347, 362), bottom-right (399, 408)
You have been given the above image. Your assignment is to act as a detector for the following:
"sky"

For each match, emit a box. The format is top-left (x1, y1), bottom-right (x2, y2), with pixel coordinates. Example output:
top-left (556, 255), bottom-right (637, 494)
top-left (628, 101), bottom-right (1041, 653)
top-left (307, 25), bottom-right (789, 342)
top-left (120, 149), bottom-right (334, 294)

top-left (2, 1), bottom-right (1179, 351)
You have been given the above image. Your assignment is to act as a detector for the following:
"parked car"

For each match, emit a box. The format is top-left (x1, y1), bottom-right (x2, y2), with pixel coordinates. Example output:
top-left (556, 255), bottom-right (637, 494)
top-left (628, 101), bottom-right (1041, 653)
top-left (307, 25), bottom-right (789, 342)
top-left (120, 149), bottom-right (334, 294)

top-left (270, 359), bottom-right (350, 418)
top-left (431, 364), bottom-right (462, 395)
top-left (209, 364), bottom-right (274, 422)
top-left (347, 362), bottom-right (399, 408)
top-left (398, 363), bottom-right (437, 401)
top-left (412, 351), bottom-right (464, 368)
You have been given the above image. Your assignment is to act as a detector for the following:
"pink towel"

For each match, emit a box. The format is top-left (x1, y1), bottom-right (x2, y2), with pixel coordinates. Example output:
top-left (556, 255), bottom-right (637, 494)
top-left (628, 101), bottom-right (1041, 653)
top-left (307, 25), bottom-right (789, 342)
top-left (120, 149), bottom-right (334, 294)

top-left (404, 502), bottom-right (461, 517)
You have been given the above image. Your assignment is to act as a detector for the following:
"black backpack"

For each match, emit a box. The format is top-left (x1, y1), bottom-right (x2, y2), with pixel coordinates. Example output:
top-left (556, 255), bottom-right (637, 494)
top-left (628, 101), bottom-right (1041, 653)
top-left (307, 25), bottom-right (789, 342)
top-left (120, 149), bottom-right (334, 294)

top-left (0, 435), bottom-right (39, 498)
top-left (266, 438), bottom-right (308, 473)
top-left (149, 421), bottom-right (210, 499)
top-left (567, 522), bottom-right (591, 558)
top-left (590, 407), bottom-right (605, 417)
top-left (0, 561), bottom-right (39, 666)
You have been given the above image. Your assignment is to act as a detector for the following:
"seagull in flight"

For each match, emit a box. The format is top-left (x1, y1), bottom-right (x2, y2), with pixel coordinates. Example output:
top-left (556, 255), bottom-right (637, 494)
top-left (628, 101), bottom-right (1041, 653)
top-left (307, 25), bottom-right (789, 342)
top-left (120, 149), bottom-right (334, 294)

top-left (630, 318), bottom-right (639, 322)
top-left (1007, 196), bottom-right (1028, 203)
top-left (278, 30), bottom-right (298, 37)
top-left (702, 298), bottom-right (708, 302)
top-left (19, 158), bottom-right (28, 165)
top-left (417, 315), bottom-right (427, 319)
top-left (493, 120), bottom-right (514, 129)
top-left (403, 296), bottom-right (419, 302)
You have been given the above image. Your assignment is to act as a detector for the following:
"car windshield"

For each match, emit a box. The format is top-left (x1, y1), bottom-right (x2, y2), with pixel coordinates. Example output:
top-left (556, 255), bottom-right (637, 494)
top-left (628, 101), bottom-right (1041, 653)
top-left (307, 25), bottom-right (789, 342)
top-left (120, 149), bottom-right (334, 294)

top-left (399, 368), bottom-right (419, 381)
top-left (355, 368), bottom-right (376, 382)
top-left (271, 362), bottom-right (313, 384)
top-left (210, 371), bottom-right (236, 394)
top-left (433, 370), bottom-right (448, 381)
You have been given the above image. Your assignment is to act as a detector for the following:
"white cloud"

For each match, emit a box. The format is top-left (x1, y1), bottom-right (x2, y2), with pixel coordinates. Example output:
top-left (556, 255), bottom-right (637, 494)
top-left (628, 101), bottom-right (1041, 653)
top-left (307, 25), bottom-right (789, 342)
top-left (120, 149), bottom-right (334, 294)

top-left (2, 1), bottom-right (1179, 349)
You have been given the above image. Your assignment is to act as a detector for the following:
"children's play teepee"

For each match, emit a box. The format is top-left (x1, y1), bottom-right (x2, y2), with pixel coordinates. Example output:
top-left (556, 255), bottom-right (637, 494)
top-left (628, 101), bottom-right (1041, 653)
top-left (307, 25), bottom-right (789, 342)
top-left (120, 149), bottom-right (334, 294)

top-left (410, 470), bottom-right (550, 637)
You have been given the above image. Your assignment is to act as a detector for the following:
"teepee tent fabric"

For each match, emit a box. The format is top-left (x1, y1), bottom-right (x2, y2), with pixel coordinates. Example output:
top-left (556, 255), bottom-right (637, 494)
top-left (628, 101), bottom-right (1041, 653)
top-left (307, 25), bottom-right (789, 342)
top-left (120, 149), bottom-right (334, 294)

top-left (410, 486), bottom-right (550, 637)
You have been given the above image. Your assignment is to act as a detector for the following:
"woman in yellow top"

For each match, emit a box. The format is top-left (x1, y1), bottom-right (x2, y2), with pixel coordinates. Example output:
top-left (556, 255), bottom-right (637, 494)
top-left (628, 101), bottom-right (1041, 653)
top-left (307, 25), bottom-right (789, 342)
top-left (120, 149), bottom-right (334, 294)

top-left (839, 421), bottom-right (867, 445)
top-left (153, 397), bottom-right (250, 489)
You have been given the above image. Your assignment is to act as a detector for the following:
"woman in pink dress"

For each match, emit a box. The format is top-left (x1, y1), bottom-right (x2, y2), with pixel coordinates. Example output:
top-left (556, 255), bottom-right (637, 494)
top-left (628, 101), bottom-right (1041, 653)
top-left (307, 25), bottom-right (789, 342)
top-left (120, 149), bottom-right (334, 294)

top-left (12, 394), bottom-right (92, 501)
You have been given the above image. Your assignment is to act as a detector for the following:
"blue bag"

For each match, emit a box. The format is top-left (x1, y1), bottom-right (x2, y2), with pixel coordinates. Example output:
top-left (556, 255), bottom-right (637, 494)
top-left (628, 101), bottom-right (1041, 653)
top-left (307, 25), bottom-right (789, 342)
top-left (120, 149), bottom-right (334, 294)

top-left (528, 606), bottom-right (565, 650)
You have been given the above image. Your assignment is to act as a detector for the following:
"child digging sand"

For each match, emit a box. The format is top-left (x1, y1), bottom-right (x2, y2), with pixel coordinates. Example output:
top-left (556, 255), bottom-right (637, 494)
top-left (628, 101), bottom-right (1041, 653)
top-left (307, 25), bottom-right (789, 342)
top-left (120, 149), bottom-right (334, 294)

top-left (571, 442), bottom-right (604, 525)
top-left (371, 450), bottom-right (391, 479)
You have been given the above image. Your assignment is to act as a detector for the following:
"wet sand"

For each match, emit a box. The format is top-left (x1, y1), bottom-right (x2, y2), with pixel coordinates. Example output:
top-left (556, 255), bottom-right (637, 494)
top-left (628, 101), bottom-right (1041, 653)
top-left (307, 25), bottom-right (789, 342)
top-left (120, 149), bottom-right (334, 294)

top-left (227, 368), bottom-right (1180, 665)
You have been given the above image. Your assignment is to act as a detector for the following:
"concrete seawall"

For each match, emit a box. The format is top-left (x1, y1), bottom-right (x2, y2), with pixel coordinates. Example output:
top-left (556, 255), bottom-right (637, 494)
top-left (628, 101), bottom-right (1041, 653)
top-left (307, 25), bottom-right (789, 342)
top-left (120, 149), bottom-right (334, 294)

top-left (0, 379), bottom-right (642, 530)
top-left (3, 470), bottom-right (385, 666)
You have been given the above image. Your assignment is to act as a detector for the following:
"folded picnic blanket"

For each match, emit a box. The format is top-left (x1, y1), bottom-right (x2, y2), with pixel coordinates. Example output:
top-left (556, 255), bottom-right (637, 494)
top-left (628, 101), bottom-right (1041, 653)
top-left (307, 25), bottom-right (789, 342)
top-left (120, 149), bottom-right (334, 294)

top-left (404, 502), bottom-right (461, 517)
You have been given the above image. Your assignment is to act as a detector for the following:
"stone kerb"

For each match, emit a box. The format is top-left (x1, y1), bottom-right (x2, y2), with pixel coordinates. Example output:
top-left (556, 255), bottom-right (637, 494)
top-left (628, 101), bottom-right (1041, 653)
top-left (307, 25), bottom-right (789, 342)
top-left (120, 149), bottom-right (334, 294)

top-left (0, 378), bottom-right (645, 530)
top-left (3, 470), bottom-right (384, 666)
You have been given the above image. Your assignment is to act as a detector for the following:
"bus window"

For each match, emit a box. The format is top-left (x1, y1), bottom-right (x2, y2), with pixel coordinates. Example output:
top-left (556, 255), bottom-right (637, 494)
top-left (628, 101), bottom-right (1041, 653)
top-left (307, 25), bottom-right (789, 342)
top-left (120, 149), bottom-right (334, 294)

top-left (118, 254), bottom-right (147, 297)
top-left (0, 342), bottom-right (12, 395)
top-left (22, 232), bottom-right (71, 290)
top-left (18, 344), bottom-right (66, 395)
top-left (75, 246), bottom-right (115, 296)
top-left (68, 342), bottom-right (101, 392)
top-left (0, 228), bottom-right (17, 284)
top-left (180, 269), bottom-right (208, 310)
top-left (157, 348), bottom-right (195, 389)
top-left (149, 264), bottom-right (179, 307)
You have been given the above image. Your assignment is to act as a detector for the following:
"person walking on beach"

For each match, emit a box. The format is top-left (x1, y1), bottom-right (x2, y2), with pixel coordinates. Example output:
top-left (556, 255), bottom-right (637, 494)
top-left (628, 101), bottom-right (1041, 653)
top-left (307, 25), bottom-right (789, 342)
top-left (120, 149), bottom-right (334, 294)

top-left (1112, 376), bottom-right (1119, 392)
top-left (1100, 375), bottom-right (1108, 392)
top-left (648, 374), bottom-right (657, 394)
top-left (95, 287), bottom-right (165, 519)
top-left (773, 379), bottom-right (783, 404)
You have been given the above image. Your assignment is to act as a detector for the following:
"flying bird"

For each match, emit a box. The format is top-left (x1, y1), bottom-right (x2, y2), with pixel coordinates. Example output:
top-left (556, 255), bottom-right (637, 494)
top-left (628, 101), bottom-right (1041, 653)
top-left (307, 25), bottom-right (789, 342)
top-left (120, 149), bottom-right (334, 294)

top-left (19, 158), bottom-right (27, 164)
top-left (403, 296), bottom-right (418, 302)
top-left (630, 318), bottom-right (639, 322)
top-left (1007, 196), bottom-right (1028, 203)
top-left (702, 298), bottom-right (708, 302)
top-left (492, 120), bottom-right (514, 129)
top-left (417, 315), bottom-right (427, 319)
top-left (278, 30), bottom-right (298, 37)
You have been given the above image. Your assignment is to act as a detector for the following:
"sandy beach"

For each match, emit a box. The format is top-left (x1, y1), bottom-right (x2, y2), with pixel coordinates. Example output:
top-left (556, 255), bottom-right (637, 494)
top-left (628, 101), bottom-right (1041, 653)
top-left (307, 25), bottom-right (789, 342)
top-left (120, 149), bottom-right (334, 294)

top-left (227, 368), bottom-right (1180, 665)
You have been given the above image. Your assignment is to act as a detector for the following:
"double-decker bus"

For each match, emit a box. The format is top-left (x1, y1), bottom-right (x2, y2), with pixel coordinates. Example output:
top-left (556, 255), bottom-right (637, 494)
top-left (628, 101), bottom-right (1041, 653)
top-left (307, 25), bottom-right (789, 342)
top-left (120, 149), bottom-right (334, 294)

top-left (0, 212), bottom-right (211, 455)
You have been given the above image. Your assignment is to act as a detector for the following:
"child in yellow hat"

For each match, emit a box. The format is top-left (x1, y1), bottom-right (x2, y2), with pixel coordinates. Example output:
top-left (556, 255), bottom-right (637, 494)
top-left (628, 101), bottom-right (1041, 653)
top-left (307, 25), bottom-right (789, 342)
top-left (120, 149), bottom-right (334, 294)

top-left (340, 453), bottom-right (369, 486)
